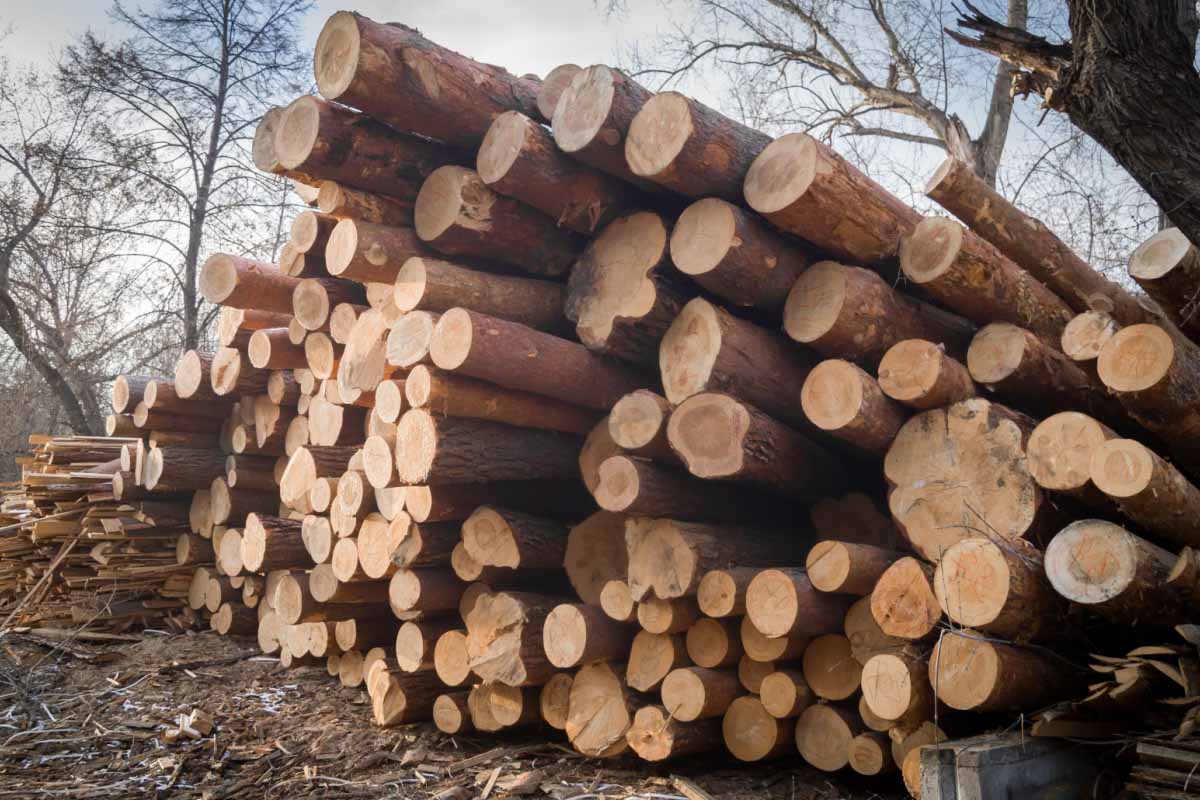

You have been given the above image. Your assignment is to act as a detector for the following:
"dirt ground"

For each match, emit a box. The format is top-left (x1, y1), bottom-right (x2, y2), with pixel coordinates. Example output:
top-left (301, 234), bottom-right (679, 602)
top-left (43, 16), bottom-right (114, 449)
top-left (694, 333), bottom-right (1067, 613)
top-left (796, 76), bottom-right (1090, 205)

top-left (0, 629), bottom-right (903, 799)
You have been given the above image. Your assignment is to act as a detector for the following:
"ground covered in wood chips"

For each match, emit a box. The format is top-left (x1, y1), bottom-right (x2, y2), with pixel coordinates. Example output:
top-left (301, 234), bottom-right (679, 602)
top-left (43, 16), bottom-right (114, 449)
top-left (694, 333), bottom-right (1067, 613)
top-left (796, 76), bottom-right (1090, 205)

top-left (0, 630), bottom-right (902, 799)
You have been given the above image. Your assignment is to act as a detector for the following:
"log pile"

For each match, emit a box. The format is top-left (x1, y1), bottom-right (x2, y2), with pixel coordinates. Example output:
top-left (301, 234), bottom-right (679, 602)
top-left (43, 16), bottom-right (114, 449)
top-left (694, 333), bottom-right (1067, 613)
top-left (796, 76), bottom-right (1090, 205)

top-left (7, 10), bottom-right (1200, 797)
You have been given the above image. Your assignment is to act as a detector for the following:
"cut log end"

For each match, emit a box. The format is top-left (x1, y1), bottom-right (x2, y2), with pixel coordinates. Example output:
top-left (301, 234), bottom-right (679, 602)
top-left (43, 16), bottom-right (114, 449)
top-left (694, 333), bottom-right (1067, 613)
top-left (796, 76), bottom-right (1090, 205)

top-left (414, 166), bottom-right (468, 243)
top-left (721, 696), bottom-right (789, 762)
top-left (1061, 311), bottom-right (1119, 362)
top-left (898, 216), bottom-right (962, 284)
top-left (552, 64), bottom-right (617, 154)
top-left (669, 197), bottom-right (737, 277)
top-left (665, 393), bottom-right (747, 479)
top-left (608, 390), bottom-right (668, 451)
top-left (198, 254), bottom-right (239, 305)
top-left (312, 12), bottom-right (360, 102)
top-left (1089, 438), bottom-right (1156, 498)
top-left (966, 322), bottom-right (1027, 384)
top-left (1096, 323), bottom-right (1174, 392)
top-left (475, 110), bottom-right (527, 185)
top-left (659, 297), bottom-right (722, 404)
top-left (870, 558), bottom-right (940, 640)
top-left (537, 63), bottom-right (580, 121)
top-left (783, 261), bottom-right (847, 344)
top-left (1027, 411), bottom-right (1111, 492)
top-left (796, 704), bottom-right (857, 772)
top-left (799, 359), bottom-right (867, 431)
top-left (427, 307), bottom-right (471, 370)
top-left (1129, 227), bottom-right (1194, 281)
top-left (743, 132), bottom-right (817, 215)
top-left (1044, 519), bottom-right (1142, 607)
top-left (624, 91), bottom-right (692, 178)
top-left (274, 96), bottom-right (323, 171)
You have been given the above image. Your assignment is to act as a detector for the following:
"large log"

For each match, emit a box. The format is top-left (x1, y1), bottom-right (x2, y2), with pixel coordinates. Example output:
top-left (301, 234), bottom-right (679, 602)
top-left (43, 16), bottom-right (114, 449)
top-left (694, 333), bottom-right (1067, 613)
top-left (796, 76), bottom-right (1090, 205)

top-left (317, 180), bottom-right (413, 228)
top-left (566, 661), bottom-right (643, 758)
top-left (928, 629), bottom-right (1078, 712)
top-left (200, 254), bottom-right (299, 315)
top-left (1090, 438), bottom-right (1200, 547)
top-left (543, 603), bottom-right (634, 669)
top-left (393, 256), bottom-right (565, 330)
top-left (666, 392), bottom-right (846, 498)
top-left (1044, 519), bottom-right (1186, 624)
top-left (934, 537), bottom-right (1064, 642)
top-left (248, 329), bottom-right (307, 371)
top-left (745, 568), bottom-right (853, 638)
top-left (800, 359), bottom-right (908, 454)
top-left (626, 630), bottom-right (689, 692)
top-left (626, 706), bottom-right (722, 761)
top-left (877, 339), bottom-right (976, 410)
top-left (927, 156), bottom-right (1158, 325)
top-left (625, 517), bottom-right (801, 601)
top-left (325, 219), bottom-right (429, 285)
top-left (625, 91), bottom-right (771, 200)
top-left (660, 297), bottom-right (816, 430)
top-left (1128, 227), bottom-right (1200, 339)
top-left (563, 512), bottom-right (629, 607)
top-left (743, 132), bottom-right (921, 265)
top-left (884, 398), bottom-right (1048, 562)
top-left (465, 590), bottom-right (561, 687)
top-left (796, 704), bottom-right (865, 773)
top-left (566, 211), bottom-right (692, 367)
top-left (785, 261), bottom-right (975, 364)
top-left (805, 540), bottom-right (901, 596)
top-left (552, 65), bottom-right (654, 185)
top-left (314, 11), bottom-right (540, 148)
top-left (430, 308), bottom-right (645, 411)
top-left (899, 216), bottom-right (1074, 341)
top-left (415, 166), bottom-right (580, 279)
top-left (801, 633), bottom-right (861, 701)
top-left (242, 514), bottom-right (308, 573)
top-left (721, 696), bottom-right (792, 762)
top-left (461, 506), bottom-right (568, 570)
top-left (477, 110), bottom-right (646, 236)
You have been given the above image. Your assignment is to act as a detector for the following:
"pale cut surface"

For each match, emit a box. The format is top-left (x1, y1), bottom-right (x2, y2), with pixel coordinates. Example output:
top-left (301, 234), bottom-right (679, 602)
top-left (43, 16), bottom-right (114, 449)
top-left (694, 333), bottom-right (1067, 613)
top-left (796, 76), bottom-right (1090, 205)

top-left (1044, 519), bottom-right (1139, 605)
top-left (1027, 411), bottom-right (1111, 492)
top-left (665, 393), bottom-right (747, 478)
top-left (795, 705), bottom-right (854, 772)
top-left (1129, 227), bottom-right (1193, 280)
top-left (783, 261), bottom-right (846, 343)
top-left (475, 110), bottom-right (525, 184)
top-left (1097, 324), bottom-right (1174, 393)
top-left (801, 634), bottom-right (860, 700)
top-left (928, 632), bottom-right (1000, 711)
top-left (274, 96), bottom-right (322, 170)
top-left (625, 92), bottom-right (691, 177)
top-left (932, 538), bottom-right (1010, 629)
top-left (966, 323), bottom-right (1027, 383)
top-left (552, 65), bottom-right (616, 153)
top-left (721, 696), bottom-right (783, 762)
top-left (1090, 438), bottom-right (1155, 497)
top-left (660, 298), bottom-right (722, 404)
top-left (743, 133), bottom-right (817, 214)
top-left (1061, 311), bottom-right (1119, 360)
top-left (565, 661), bottom-right (631, 758)
top-left (898, 217), bottom-right (963, 283)
top-left (312, 12), bottom-right (360, 101)
top-left (670, 197), bottom-right (737, 276)
top-left (800, 359), bottom-right (863, 430)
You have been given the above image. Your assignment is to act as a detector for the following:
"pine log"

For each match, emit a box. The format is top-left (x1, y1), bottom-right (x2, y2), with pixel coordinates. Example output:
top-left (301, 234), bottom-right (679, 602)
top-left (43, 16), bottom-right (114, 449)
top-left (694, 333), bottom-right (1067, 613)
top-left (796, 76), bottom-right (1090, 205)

top-left (745, 568), bottom-right (853, 638)
top-left (209, 478), bottom-right (275, 526)
top-left (626, 630), bottom-right (689, 693)
top-left (929, 629), bottom-right (1078, 712)
top-left (661, 297), bottom-right (816, 430)
top-left (384, 309), bottom-right (437, 369)
top-left (144, 446), bottom-right (227, 491)
top-left (388, 568), bottom-right (464, 615)
top-left (607, 389), bottom-right (675, 464)
top-left (1025, 411), bottom-right (1116, 510)
top-left (370, 670), bottom-right (444, 727)
top-left (277, 242), bottom-right (325, 279)
top-left (666, 392), bottom-right (846, 498)
top-left (637, 596), bottom-right (702, 635)
top-left (430, 308), bottom-right (646, 411)
top-left (314, 11), bottom-right (540, 148)
top-left (626, 91), bottom-right (770, 200)
top-left (111, 375), bottom-right (154, 413)
top-left (870, 558), bottom-right (941, 640)
top-left (662, 666), bottom-right (741, 722)
top-left (394, 409), bottom-right (580, 485)
top-left (279, 446), bottom-right (356, 507)
top-left (227, 454), bottom-right (279, 493)
top-left (290, 209), bottom-right (337, 255)
top-left (801, 634), bottom-right (861, 701)
top-left (324, 219), bottom-right (428, 285)
top-left (173, 350), bottom-right (220, 404)
top-left (317, 180), bottom-right (413, 227)
top-left (394, 617), bottom-right (458, 673)
top-left (405, 365), bottom-right (597, 435)
top-left (736, 655), bottom-right (775, 694)
top-left (685, 617), bottom-right (742, 669)
top-left (800, 359), bottom-right (908, 454)
top-left (393, 256), bottom-right (565, 330)
top-left (785, 261), bottom-right (975, 364)
top-left (432, 691), bottom-right (473, 735)
top-left (1090, 438), bottom-right (1200, 547)
top-left (543, 602), bottom-right (634, 668)
top-left (933, 537), bottom-right (1064, 642)
top-left (210, 348), bottom-right (271, 397)
top-left (461, 506), bottom-right (568, 570)
top-left (1044, 519), bottom-right (1185, 624)
top-left (843, 595), bottom-right (906, 665)
top-left (758, 669), bottom-right (813, 719)
top-left (744, 132), bottom-right (921, 264)
top-left (625, 517), bottom-right (802, 601)
top-left (242, 514), bottom-right (307, 573)
top-left (627, 706), bottom-right (722, 761)
top-left (739, 616), bottom-right (807, 663)
top-left (805, 540), bottom-right (902, 595)
top-left (218, 308), bottom-right (292, 349)
top-left (860, 651), bottom-right (933, 724)
top-left (176, 534), bottom-right (214, 567)
top-left (303, 333), bottom-right (342, 381)
top-left (465, 590), bottom-right (562, 687)
top-left (200, 254), bottom-right (300, 315)
top-left (696, 567), bottom-right (758, 618)
top-left (292, 276), bottom-right (367, 332)
top-left (848, 732), bottom-right (895, 776)
top-left (927, 156), bottom-right (1157, 325)
top-left (301, 515), bottom-right (333, 564)
top-left (267, 367), bottom-right (301, 405)
top-left (204, 576), bottom-right (239, 613)
top-left (405, 479), bottom-right (593, 523)
top-left (600, 580), bottom-right (637, 623)
top-left (247, 329), bottom-right (306, 372)
top-left (432, 629), bottom-right (471, 687)
top-left (253, 105), bottom-right (313, 184)
top-left (796, 704), bottom-right (864, 772)
top-left (217, 529), bottom-right (244, 577)
top-left (132, 404), bottom-right (224, 434)
top-left (899, 216), bottom-right (1073, 341)
top-left (566, 661), bottom-right (645, 758)
top-left (670, 198), bottom-right (809, 313)
top-left (537, 63), bottom-right (580, 121)
top-left (877, 339), bottom-right (976, 410)
top-left (884, 398), bottom-right (1047, 562)
top-left (721, 696), bottom-right (792, 762)
top-left (467, 682), bottom-right (540, 732)
top-left (477, 110), bottom-right (646, 235)
top-left (415, 166), bottom-right (580, 278)
top-left (564, 511), bottom-right (629, 607)
top-left (213, 602), bottom-right (258, 636)
top-left (565, 211), bottom-right (691, 367)
top-left (1128, 227), bottom-right (1200, 339)
top-left (552, 65), bottom-right (654, 185)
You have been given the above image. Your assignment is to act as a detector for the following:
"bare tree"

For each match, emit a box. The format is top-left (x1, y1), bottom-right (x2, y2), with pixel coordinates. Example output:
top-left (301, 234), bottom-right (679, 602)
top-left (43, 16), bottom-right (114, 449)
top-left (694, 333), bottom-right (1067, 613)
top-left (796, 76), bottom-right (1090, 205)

top-left (621, 0), bottom-right (1028, 186)
top-left (61, 0), bottom-right (313, 349)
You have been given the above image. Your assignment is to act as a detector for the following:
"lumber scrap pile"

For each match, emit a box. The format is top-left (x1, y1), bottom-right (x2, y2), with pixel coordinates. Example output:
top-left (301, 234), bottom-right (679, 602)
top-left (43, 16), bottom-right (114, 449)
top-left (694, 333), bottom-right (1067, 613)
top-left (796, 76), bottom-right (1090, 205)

top-left (7, 10), bottom-right (1200, 798)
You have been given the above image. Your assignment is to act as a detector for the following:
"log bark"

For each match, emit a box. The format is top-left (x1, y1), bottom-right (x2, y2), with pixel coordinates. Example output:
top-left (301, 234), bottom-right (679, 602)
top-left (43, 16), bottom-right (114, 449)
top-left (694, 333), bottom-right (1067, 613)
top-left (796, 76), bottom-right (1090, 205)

top-left (696, 567), bottom-right (759, 618)
top-left (805, 540), bottom-right (902, 595)
top-left (111, 375), bottom-right (154, 413)
top-left (393, 256), bottom-right (565, 330)
top-left (801, 634), bottom-right (862, 701)
top-left (242, 514), bottom-right (307, 573)
top-left (314, 11), bottom-right (540, 148)
top-left (218, 308), bottom-right (291, 349)
top-left (670, 198), bottom-right (810, 313)
top-left (247, 329), bottom-right (306, 371)
top-left (1090, 438), bottom-right (1200, 547)
top-left (1128, 227), bottom-right (1200, 339)
top-left (745, 568), bottom-right (853, 638)
top-left (174, 351), bottom-right (218, 403)
top-left (430, 308), bottom-right (646, 411)
top-left (758, 669), bottom-right (813, 719)
top-left (543, 602), bottom-right (634, 668)
top-left (795, 704), bottom-right (864, 772)
top-left (467, 683), bottom-right (540, 732)
top-left (370, 670), bottom-right (444, 727)
top-left (737, 655), bottom-right (776, 694)
top-left (290, 210), bottom-right (337, 256)
top-left (667, 392), bottom-right (846, 499)
top-left (432, 692), bottom-right (474, 735)
top-left (800, 359), bottom-right (909, 454)
top-left (933, 537), bottom-right (1065, 642)
top-left (405, 365), bottom-right (598, 436)
top-left (552, 65), bottom-right (654, 185)
top-left (626, 630), bottom-right (689, 692)
top-left (626, 706), bottom-right (722, 761)
top-left (661, 666), bottom-right (741, 721)
top-left (213, 602), bottom-right (258, 635)
top-left (200, 254), bottom-right (301, 315)
top-left (325, 219), bottom-right (430, 284)
top-left (626, 92), bottom-right (771, 201)
top-left (870, 558), bottom-right (941, 641)
top-left (317, 180), bottom-right (413, 228)
top-left (477, 110), bottom-right (647, 236)
top-left (1044, 519), bottom-right (1185, 624)
top-left (877, 339), bottom-right (976, 410)
top-left (685, 617), bottom-right (742, 669)
top-left (405, 479), bottom-right (593, 523)
top-left (132, 404), bottom-right (224, 435)
top-left (176, 534), bottom-right (214, 567)
top-left (899, 216), bottom-right (1074, 341)
top-left (209, 478), bottom-right (275, 526)
top-left (661, 297), bottom-right (817, 430)
top-left (565, 211), bottom-right (692, 367)
top-left (721, 696), bottom-right (792, 762)
top-left (624, 517), bottom-right (802, 601)
top-left (929, 629), bottom-right (1078, 712)
top-left (144, 446), bottom-right (227, 491)
top-left (564, 511), bottom-right (629, 607)
top-left (415, 166), bottom-right (581, 279)
top-left (744, 132), bottom-right (922, 265)
top-left (927, 156), bottom-right (1159, 325)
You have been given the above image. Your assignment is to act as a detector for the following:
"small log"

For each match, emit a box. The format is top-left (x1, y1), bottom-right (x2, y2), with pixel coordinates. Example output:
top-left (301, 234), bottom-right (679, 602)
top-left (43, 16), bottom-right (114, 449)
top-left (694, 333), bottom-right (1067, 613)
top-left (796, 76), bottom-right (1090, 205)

top-left (736, 654), bottom-right (776, 694)
top-left (279, 446), bottom-right (356, 507)
top-left (877, 339), bottom-right (975, 410)
top-left (174, 350), bottom-right (218, 403)
top-left (314, 11), bottom-right (540, 148)
top-left (857, 696), bottom-right (895, 732)
top-left (433, 692), bottom-right (473, 735)
top-left (385, 309), bottom-right (437, 369)
top-left (302, 516), bottom-right (333, 564)
top-left (796, 704), bottom-right (864, 772)
top-left (303, 333), bottom-right (342, 381)
top-left (539, 672), bottom-right (574, 730)
top-left (290, 209), bottom-right (338, 255)
top-left (144, 446), bottom-right (227, 491)
top-left (133, 405), bottom-right (224, 435)
top-left (394, 617), bottom-right (458, 673)
top-left (461, 506), bottom-right (568, 570)
top-left (848, 732), bottom-right (895, 776)
top-left (371, 670), bottom-right (444, 727)
top-left (746, 568), bottom-right (852, 639)
top-left (801, 634), bottom-right (861, 701)
top-left (111, 374), bottom-right (154, 413)
top-left (607, 389), bottom-right (675, 464)
top-left (565, 511), bottom-right (629, 607)
top-left (667, 392), bottom-right (846, 498)
top-left (213, 602), bottom-right (258, 636)
top-left (317, 180), bottom-right (413, 228)
top-left (870, 558), bottom-right (941, 640)
top-left (626, 91), bottom-right (770, 200)
top-left (176, 534), bottom-right (214, 567)
top-left (292, 276), bottom-right (367, 333)
top-left (739, 616), bottom-right (807, 663)
top-left (415, 166), bottom-right (580, 279)
top-left (934, 537), bottom-right (1065, 642)
top-left (899, 216), bottom-right (1073, 341)
top-left (1025, 411), bottom-right (1116, 510)
top-left (205, 576), bottom-right (239, 613)
top-left (388, 568), bottom-right (464, 615)
top-left (248, 329), bottom-right (307, 372)
top-left (218, 308), bottom-right (292, 349)
top-left (430, 308), bottom-right (646, 411)
top-left (325, 219), bottom-right (428, 285)
top-left (600, 580), bottom-right (637, 623)
top-left (467, 683), bottom-right (540, 732)
top-left (1128, 227), bottom-right (1200, 339)
top-left (432, 629), bottom-right (471, 687)
top-left (626, 630), bottom-right (689, 692)
top-left (638, 596), bottom-right (702, 635)
top-left (626, 706), bottom-right (722, 761)
top-left (553, 65), bottom-right (654, 185)
top-left (685, 617), bottom-right (743, 669)
top-left (800, 359), bottom-right (909, 454)
top-left (758, 669), bottom-right (813, 719)
top-left (144, 379), bottom-right (232, 418)
top-left (670, 198), bottom-right (809, 314)
top-left (1044, 519), bottom-right (1185, 624)
top-left (393, 256), bottom-right (565, 330)
top-left (860, 651), bottom-right (933, 724)
top-left (209, 478), bottom-right (275, 526)
top-left (1091, 438), bottom-right (1200, 547)
top-left (625, 517), bottom-right (801, 601)
top-left (744, 132), bottom-right (921, 264)
top-left (579, 416), bottom-right (620, 495)
top-left (565, 211), bottom-right (691, 367)
top-left (200, 254), bottom-right (299, 315)
top-left (477, 110), bottom-right (646, 236)
top-left (543, 603), bottom-right (634, 668)
top-left (696, 567), bottom-right (759, 618)
top-left (241, 514), bottom-right (308, 573)
top-left (662, 666), bottom-right (741, 721)
top-left (721, 696), bottom-right (792, 762)
top-left (806, 540), bottom-right (901, 596)
top-left (929, 629), bottom-right (1079, 712)
top-left (217, 529), bottom-right (244, 576)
